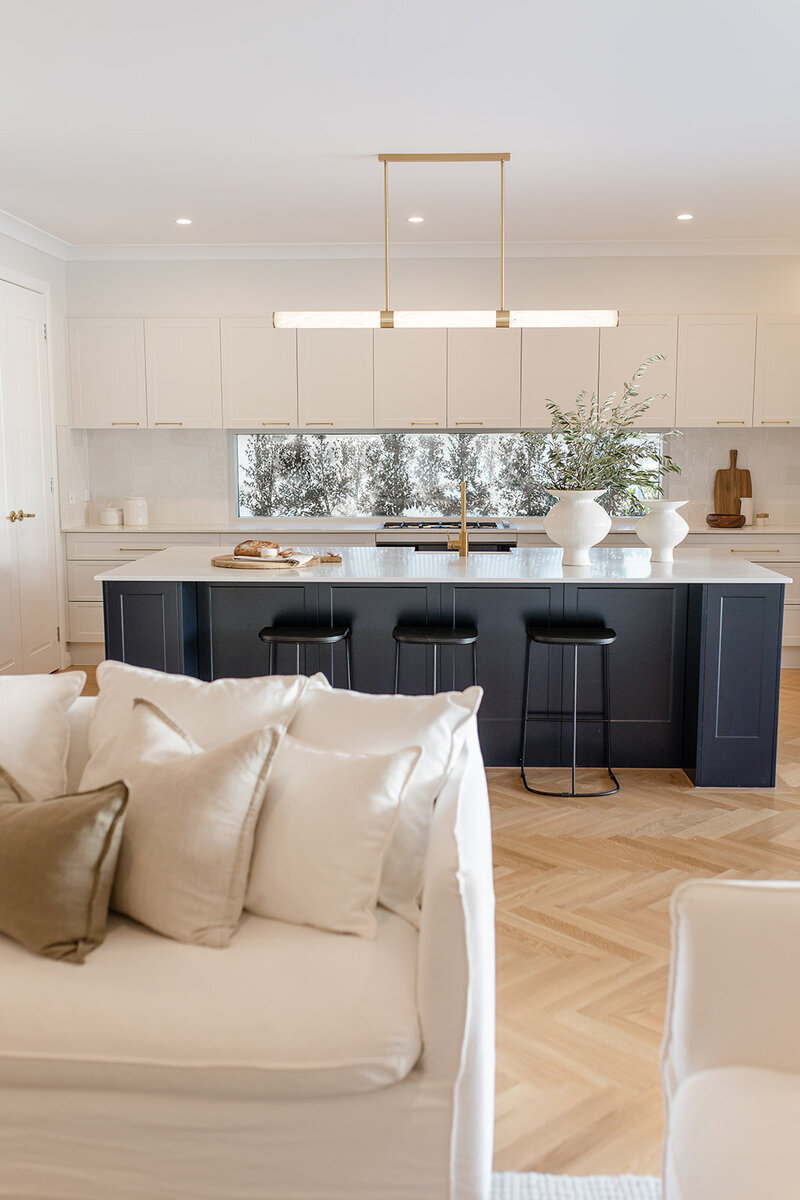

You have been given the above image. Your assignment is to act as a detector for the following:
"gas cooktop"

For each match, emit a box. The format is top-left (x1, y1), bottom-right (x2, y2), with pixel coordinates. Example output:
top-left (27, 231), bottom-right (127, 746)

top-left (381, 519), bottom-right (508, 530)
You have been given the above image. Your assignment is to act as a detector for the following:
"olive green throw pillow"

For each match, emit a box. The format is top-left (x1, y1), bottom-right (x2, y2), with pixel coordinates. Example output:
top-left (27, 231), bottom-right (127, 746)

top-left (0, 767), bottom-right (128, 964)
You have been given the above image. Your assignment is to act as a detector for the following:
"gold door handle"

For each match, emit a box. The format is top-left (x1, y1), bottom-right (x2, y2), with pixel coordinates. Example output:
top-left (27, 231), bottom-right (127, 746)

top-left (155, 421), bottom-right (183, 426)
top-left (7, 510), bottom-right (17, 522)
top-left (111, 421), bottom-right (141, 426)
top-left (454, 420), bottom-right (484, 426)
top-left (411, 420), bottom-right (439, 426)
top-left (762, 419), bottom-right (790, 424)
top-left (261, 421), bottom-right (290, 426)
top-left (730, 547), bottom-right (780, 553)
top-left (17, 510), bottom-right (35, 521)
top-left (715, 420), bottom-right (745, 425)
top-left (306, 421), bottom-right (334, 426)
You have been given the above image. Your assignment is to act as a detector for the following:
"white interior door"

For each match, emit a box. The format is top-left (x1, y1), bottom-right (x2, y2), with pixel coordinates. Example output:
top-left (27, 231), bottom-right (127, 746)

top-left (0, 285), bottom-right (22, 674)
top-left (0, 281), bottom-right (59, 673)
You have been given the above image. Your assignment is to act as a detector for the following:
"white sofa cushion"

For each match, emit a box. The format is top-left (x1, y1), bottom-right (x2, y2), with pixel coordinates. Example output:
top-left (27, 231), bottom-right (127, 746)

top-left (0, 672), bottom-right (85, 799)
top-left (0, 909), bottom-right (421, 1100)
top-left (666, 1066), bottom-right (800, 1200)
top-left (84, 699), bottom-right (281, 947)
top-left (289, 681), bottom-right (482, 927)
top-left (80, 661), bottom-right (309, 792)
top-left (246, 734), bottom-right (419, 938)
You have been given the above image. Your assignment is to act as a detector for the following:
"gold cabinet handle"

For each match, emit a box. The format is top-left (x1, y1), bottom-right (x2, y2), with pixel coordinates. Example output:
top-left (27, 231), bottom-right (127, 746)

top-left (7, 510), bottom-right (17, 522)
top-left (155, 421), bottom-right (183, 426)
top-left (730, 547), bottom-right (780, 553)
top-left (111, 421), bottom-right (141, 426)
top-left (715, 420), bottom-right (746, 425)
top-left (261, 421), bottom-right (290, 426)
top-left (306, 421), bottom-right (334, 426)
top-left (118, 546), bottom-right (167, 552)
top-left (455, 420), bottom-right (484, 426)
top-left (411, 420), bottom-right (439, 426)
top-left (762, 419), bottom-right (790, 424)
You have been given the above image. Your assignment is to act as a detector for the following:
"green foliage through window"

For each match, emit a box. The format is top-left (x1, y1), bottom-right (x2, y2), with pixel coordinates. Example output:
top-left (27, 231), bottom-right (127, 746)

top-left (236, 432), bottom-right (664, 519)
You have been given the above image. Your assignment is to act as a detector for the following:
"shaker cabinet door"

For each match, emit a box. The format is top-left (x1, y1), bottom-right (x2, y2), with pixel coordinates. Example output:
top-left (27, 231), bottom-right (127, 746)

top-left (599, 315), bottom-right (678, 427)
top-left (221, 318), bottom-right (297, 428)
top-left (522, 328), bottom-right (599, 427)
top-left (297, 330), bottom-right (374, 428)
top-left (145, 318), bottom-right (223, 428)
top-left (676, 314), bottom-right (756, 427)
top-left (753, 316), bottom-right (800, 428)
top-left (69, 318), bottom-right (147, 428)
top-left (374, 329), bottom-right (447, 429)
top-left (447, 329), bottom-right (522, 429)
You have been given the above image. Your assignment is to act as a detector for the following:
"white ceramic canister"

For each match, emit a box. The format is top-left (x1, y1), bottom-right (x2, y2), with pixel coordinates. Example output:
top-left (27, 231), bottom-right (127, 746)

top-left (542, 489), bottom-right (612, 566)
top-left (99, 505), bottom-right (123, 526)
top-left (740, 497), bottom-right (754, 526)
top-left (635, 499), bottom-right (689, 563)
top-left (122, 492), bottom-right (149, 526)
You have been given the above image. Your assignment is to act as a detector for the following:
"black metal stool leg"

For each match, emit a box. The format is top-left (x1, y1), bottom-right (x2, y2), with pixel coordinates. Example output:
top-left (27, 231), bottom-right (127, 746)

top-left (394, 640), bottom-right (400, 694)
top-left (520, 636), bottom-right (533, 790)
top-left (603, 643), bottom-right (619, 794)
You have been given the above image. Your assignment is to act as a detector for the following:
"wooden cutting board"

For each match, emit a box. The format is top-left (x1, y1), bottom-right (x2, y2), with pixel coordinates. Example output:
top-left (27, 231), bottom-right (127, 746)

top-left (211, 554), bottom-right (341, 570)
top-left (713, 449), bottom-right (752, 515)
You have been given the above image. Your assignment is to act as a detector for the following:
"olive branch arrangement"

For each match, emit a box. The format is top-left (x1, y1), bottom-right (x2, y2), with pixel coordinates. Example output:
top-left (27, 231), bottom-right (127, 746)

top-left (525, 356), bottom-right (681, 504)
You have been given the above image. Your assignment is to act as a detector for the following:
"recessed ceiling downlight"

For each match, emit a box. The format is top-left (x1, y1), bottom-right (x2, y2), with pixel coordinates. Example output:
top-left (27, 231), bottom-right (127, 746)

top-left (676, 213), bottom-right (694, 221)
top-left (407, 215), bottom-right (424, 223)
top-left (175, 217), bottom-right (192, 225)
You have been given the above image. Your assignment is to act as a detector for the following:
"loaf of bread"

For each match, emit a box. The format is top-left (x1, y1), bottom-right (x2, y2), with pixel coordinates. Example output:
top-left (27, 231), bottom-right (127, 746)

top-left (233, 539), bottom-right (280, 558)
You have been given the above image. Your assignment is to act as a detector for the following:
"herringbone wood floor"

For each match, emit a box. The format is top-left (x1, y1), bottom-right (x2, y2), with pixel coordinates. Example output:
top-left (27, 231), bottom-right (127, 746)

top-left (490, 668), bottom-right (800, 1176)
top-left (65, 665), bottom-right (800, 1175)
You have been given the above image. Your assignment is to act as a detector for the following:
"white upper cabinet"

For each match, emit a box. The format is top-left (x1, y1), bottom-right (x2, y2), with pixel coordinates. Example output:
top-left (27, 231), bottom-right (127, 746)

top-left (599, 315), bottom-right (678, 427)
top-left (676, 315), bottom-right (756, 428)
top-left (373, 329), bottom-right (447, 429)
top-left (144, 318), bottom-right (222, 428)
top-left (297, 330), bottom-right (373, 428)
top-left (447, 329), bottom-right (521, 428)
top-left (221, 318), bottom-right (297, 428)
top-left (753, 316), bottom-right (800, 428)
top-left (69, 318), bottom-right (147, 428)
top-left (521, 329), bottom-right (599, 428)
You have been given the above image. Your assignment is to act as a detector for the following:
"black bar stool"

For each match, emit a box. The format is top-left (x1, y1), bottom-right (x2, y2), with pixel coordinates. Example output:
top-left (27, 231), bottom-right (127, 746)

top-left (258, 625), bottom-right (351, 687)
top-left (392, 625), bottom-right (478, 694)
top-left (520, 625), bottom-right (619, 798)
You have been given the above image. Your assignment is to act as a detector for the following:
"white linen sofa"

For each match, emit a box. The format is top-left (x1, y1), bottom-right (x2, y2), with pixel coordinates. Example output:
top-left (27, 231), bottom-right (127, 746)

top-left (662, 878), bottom-right (800, 1200)
top-left (0, 696), bottom-right (495, 1200)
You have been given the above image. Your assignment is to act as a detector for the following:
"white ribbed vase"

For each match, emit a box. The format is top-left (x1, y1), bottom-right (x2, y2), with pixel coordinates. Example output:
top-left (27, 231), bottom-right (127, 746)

top-left (635, 499), bottom-right (689, 562)
top-left (542, 489), bottom-right (612, 566)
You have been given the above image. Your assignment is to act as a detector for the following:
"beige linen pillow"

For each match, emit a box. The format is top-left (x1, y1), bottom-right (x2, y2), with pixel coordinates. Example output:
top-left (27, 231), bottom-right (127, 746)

top-left (80, 660), bottom-right (309, 793)
top-left (0, 672), bottom-right (86, 799)
top-left (0, 767), bottom-right (127, 963)
top-left (102, 699), bottom-right (281, 947)
top-left (289, 681), bottom-right (482, 927)
top-left (246, 734), bottom-right (420, 938)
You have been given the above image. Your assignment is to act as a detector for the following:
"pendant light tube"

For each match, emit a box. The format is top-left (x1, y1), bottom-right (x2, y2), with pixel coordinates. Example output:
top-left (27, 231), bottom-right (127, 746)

top-left (272, 153), bottom-right (619, 330)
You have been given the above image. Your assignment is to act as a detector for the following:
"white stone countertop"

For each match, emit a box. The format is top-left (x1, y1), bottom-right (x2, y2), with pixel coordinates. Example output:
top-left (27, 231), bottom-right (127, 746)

top-left (95, 545), bottom-right (793, 586)
top-left (65, 519), bottom-right (800, 536)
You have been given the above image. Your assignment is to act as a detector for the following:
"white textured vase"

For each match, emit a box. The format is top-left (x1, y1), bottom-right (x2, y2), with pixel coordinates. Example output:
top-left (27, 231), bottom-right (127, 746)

top-left (543, 489), bottom-right (612, 566)
top-left (635, 499), bottom-right (689, 562)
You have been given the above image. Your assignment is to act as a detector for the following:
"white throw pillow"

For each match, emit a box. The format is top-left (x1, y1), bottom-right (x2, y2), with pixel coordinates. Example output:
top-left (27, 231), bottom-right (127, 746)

top-left (94, 698), bottom-right (281, 947)
top-left (246, 734), bottom-right (420, 939)
top-left (0, 672), bottom-right (86, 799)
top-left (81, 660), bottom-right (309, 792)
top-left (289, 681), bottom-right (482, 927)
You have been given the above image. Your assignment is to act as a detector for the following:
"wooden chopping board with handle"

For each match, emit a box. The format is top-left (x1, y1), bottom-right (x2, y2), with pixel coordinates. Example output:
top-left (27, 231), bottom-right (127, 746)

top-left (714, 449), bottom-right (752, 515)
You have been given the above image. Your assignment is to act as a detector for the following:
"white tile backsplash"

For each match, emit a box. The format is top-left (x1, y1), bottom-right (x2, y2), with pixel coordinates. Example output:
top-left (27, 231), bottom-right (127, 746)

top-left (59, 426), bottom-right (800, 529)
top-left (663, 427), bottom-right (800, 526)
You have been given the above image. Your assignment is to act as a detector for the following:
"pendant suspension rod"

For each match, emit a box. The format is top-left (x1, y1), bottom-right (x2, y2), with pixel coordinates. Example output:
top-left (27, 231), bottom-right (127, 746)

top-left (384, 159), bottom-right (390, 313)
top-left (500, 158), bottom-right (505, 313)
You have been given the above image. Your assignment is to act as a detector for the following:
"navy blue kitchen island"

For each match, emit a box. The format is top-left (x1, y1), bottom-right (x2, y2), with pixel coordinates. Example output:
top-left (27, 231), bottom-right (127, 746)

top-left (99, 545), bottom-right (789, 787)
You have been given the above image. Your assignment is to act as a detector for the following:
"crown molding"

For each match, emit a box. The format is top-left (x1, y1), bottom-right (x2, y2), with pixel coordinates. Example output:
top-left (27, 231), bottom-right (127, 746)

top-left (2, 205), bottom-right (800, 263)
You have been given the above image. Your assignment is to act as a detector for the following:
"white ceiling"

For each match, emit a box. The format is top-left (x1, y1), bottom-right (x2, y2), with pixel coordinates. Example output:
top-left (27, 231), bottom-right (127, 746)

top-left (2, 0), bottom-right (800, 251)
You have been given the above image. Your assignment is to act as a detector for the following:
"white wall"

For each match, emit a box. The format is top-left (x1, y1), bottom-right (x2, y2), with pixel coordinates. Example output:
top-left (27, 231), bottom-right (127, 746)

top-left (65, 253), bottom-right (800, 316)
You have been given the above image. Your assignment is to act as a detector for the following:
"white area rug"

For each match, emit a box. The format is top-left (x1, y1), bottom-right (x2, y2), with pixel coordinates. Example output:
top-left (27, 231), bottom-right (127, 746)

top-left (492, 1173), bottom-right (661, 1199)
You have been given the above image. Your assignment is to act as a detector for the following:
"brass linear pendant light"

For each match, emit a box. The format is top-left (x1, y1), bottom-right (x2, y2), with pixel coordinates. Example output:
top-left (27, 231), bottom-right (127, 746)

top-left (273, 153), bottom-right (618, 330)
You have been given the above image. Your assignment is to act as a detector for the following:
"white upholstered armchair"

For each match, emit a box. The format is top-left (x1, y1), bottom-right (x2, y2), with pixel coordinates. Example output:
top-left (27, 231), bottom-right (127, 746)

top-left (662, 878), bottom-right (800, 1200)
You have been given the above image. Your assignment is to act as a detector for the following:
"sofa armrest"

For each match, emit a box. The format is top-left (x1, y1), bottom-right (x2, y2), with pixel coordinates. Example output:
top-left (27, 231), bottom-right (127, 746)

top-left (663, 879), bottom-right (800, 1103)
top-left (418, 720), bottom-right (495, 1200)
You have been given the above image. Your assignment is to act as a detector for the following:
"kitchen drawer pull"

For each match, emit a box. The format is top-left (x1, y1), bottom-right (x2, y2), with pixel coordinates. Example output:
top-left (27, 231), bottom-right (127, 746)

top-left (716, 420), bottom-right (745, 425)
top-left (455, 420), bottom-right (484, 426)
top-left (118, 546), bottom-right (166, 552)
top-left (730, 547), bottom-right (780, 553)
top-left (155, 421), bottom-right (183, 426)
top-left (306, 421), bottom-right (334, 426)
top-left (762, 419), bottom-right (790, 424)
top-left (111, 421), bottom-right (140, 426)
top-left (411, 420), bottom-right (439, 426)
top-left (261, 421), bottom-right (290, 426)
